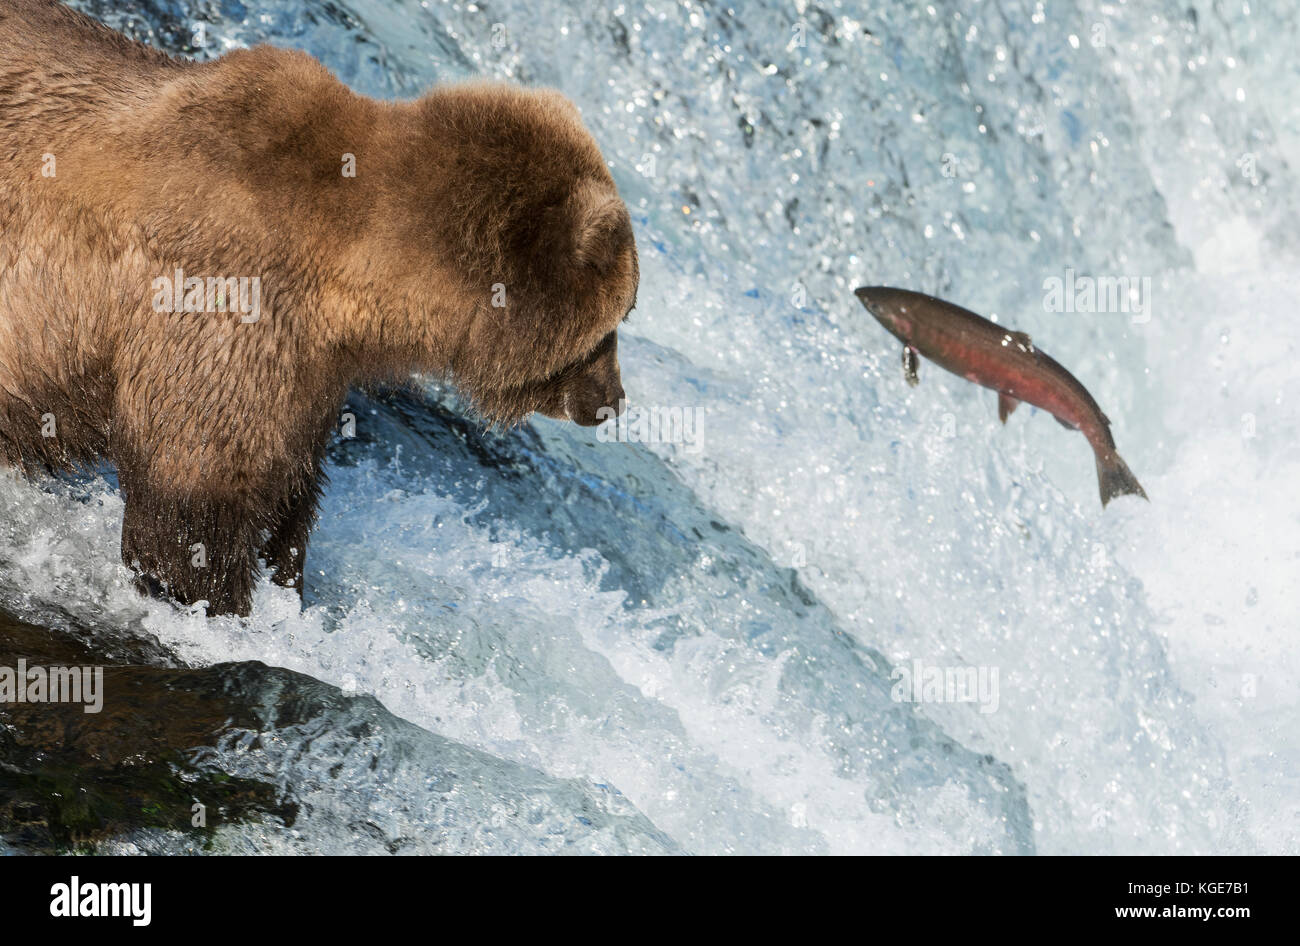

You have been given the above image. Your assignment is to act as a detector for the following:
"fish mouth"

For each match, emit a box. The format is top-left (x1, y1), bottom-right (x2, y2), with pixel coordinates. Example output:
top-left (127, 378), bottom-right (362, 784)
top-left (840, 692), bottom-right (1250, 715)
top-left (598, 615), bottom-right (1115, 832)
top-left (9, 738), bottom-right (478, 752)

top-left (854, 286), bottom-right (900, 330)
top-left (853, 286), bottom-right (896, 315)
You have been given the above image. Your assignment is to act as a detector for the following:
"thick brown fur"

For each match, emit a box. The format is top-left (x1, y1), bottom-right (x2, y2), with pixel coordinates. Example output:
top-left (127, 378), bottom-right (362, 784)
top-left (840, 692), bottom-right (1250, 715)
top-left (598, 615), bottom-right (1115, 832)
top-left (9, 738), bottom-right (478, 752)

top-left (0, 0), bottom-right (635, 616)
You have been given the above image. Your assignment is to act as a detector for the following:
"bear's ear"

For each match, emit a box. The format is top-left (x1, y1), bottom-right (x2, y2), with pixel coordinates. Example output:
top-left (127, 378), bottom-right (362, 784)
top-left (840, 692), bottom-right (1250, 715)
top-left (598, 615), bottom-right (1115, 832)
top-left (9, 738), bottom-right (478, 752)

top-left (567, 179), bottom-right (628, 274)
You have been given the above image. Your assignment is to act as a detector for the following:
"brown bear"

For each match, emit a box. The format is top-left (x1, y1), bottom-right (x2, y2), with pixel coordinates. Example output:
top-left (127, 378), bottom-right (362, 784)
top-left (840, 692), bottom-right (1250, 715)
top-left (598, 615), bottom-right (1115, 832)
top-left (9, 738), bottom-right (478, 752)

top-left (0, 0), bottom-right (636, 616)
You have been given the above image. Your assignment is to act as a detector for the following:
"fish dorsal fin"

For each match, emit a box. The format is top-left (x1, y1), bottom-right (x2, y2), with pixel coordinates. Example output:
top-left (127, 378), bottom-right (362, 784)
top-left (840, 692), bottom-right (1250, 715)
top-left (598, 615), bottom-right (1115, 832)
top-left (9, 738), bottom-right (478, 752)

top-left (1000, 330), bottom-right (1034, 353)
top-left (998, 392), bottom-right (1020, 424)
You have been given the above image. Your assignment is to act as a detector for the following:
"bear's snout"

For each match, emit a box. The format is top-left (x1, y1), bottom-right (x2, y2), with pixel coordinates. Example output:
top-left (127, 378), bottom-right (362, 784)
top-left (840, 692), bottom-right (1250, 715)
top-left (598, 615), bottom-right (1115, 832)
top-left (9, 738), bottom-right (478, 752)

top-left (566, 375), bottom-right (625, 426)
top-left (539, 328), bottom-right (624, 427)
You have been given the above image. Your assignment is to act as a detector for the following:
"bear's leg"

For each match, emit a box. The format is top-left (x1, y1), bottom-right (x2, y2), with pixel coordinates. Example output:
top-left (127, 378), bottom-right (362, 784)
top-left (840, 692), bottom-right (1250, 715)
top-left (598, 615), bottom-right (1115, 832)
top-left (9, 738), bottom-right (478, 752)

top-left (120, 485), bottom-right (263, 617)
top-left (262, 467), bottom-right (324, 598)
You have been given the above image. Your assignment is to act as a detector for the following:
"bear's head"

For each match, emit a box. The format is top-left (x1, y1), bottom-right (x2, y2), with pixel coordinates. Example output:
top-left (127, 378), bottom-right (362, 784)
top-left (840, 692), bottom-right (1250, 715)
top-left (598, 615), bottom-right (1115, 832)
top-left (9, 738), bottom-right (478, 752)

top-left (386, 84), bottom-right (637, 427)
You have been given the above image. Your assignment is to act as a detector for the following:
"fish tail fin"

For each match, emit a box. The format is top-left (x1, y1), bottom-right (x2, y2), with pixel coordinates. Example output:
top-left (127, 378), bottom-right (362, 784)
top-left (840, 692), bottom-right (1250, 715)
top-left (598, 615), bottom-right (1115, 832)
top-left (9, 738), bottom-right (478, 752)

top-left (1096, 451), bottom-right (1148, 508)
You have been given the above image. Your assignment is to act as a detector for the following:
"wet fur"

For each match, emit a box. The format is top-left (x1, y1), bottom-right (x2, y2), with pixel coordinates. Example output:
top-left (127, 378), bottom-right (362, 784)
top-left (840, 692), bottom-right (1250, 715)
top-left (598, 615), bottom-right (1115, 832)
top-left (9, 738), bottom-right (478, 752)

top-left (0, 0), bottom-right (636, 615)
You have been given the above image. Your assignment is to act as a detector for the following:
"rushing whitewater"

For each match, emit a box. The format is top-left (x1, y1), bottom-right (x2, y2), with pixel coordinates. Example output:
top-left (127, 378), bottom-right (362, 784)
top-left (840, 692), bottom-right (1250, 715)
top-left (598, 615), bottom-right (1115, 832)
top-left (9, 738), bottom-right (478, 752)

top-left (1, 0), bottom-right (1296, 854)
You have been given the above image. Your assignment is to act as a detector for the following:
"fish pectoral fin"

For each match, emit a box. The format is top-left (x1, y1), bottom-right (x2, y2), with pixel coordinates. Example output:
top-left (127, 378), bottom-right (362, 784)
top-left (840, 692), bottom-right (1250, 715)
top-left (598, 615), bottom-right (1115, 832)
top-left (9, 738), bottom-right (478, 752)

top-left (997, 392), bottom-right (1020, 424)
top-left (1010, 331), bottom-right (1034, 351)
top-left (902, 345), bottom-right (919, 387)
top-left (1053, 413), bottom-right (1077, 430)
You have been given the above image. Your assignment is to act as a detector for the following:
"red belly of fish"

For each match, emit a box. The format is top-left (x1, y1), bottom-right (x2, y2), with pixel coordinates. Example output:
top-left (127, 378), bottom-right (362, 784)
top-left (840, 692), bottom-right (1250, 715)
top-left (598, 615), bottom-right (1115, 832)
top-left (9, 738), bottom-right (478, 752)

top-left (922, 335), bottom-right (1092, 439)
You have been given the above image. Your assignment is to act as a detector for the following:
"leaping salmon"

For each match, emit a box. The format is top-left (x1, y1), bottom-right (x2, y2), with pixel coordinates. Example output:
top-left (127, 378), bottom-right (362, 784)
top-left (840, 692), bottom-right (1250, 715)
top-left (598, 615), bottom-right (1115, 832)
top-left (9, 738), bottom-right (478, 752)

top-left (854, 286), bottom-right (1147, 508)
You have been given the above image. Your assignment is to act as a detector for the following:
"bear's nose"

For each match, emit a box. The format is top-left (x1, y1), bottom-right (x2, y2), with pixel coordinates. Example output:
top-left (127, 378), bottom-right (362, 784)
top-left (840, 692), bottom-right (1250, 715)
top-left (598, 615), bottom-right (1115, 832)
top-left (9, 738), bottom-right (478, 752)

top-left (567, 381), bottom-right (625, 426)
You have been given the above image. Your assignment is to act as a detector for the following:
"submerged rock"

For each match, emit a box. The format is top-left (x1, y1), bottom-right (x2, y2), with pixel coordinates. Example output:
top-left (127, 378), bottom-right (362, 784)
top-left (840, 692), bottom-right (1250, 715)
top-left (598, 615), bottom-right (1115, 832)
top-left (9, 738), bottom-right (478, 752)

top-left (0, 607), bottom-right (677, 854)
top-left (0, 608), bottom-right (293, 851)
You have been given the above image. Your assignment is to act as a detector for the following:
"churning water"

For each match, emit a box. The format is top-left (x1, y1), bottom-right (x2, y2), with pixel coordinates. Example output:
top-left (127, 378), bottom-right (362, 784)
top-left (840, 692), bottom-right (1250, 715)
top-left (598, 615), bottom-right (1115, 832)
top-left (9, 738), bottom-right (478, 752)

top-left (1, 0), bottom-right (1297, 854)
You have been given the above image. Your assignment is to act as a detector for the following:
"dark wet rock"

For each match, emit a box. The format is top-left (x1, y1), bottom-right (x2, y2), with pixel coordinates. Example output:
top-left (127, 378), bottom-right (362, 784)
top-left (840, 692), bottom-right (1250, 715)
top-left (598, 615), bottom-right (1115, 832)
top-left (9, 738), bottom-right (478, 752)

top-left (0, 608), bottom-right (295, 851)
top-left (0, 607), bottom-right (678, 855)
